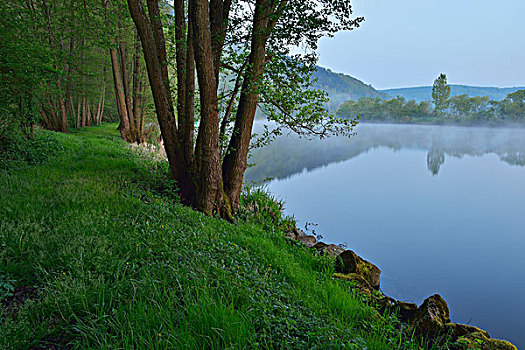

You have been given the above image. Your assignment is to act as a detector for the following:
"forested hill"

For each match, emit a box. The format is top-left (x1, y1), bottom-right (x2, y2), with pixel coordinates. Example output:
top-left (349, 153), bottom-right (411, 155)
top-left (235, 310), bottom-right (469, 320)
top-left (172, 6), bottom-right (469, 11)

top-left (381, 85), bottom-right (525, 102)
top-left (312, 66), bottom-right (387, 111)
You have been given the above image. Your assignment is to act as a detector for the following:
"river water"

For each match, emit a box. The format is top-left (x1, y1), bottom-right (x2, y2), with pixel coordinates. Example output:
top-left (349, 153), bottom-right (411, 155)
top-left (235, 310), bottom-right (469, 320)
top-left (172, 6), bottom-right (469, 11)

top-left (246, 122), bottom-right (525, 348)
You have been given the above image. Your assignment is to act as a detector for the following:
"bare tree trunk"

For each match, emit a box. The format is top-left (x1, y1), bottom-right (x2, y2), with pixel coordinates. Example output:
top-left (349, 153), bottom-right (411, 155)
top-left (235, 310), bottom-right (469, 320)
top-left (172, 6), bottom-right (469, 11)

top-left (118, 43), bottom-right (134, 136)
top-left (110, 46), bottom-right (130, 140)
top-left (76, 97), bottom-right (81, 128)
top-left (96, 78), bottom-right (106, 125)
top-left (81, 97), bottom-right (87, 127)
top-left (59, 99), bottom-right (68, 132)
top-left (128, 0), bottom-right (196, 204)
top-left (87, 103), bottom-right (92, 126)
top-left (190, 0), bottom-right (226, 215)
top-left (222, 0), bottom-right (277, 210)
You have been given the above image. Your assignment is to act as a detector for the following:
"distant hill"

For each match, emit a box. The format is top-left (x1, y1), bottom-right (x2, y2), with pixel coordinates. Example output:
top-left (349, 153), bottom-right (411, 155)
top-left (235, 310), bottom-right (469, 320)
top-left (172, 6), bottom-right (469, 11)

top-left (312, 67), bottom-right (388, 111)
top-left (381, 85), bottom-right (525, 102)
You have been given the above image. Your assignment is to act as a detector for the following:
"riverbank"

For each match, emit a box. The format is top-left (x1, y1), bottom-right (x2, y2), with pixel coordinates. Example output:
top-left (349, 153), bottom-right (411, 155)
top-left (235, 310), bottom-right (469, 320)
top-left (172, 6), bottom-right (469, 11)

top-left (0, 124), bottom-right (516, 349)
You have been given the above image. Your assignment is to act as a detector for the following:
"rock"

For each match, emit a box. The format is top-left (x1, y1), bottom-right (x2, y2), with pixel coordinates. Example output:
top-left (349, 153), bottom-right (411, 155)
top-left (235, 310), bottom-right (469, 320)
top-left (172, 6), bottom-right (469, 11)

top-left (297, 235), bottom-right (317, 248)
top-left (284, 227), bottom-right (307, 241)
top-left (443, 323), bottom-right (489, 341)
top-left (332, 273), bottom-right (374, 295)
top-left (454, 332), bottom-right (518, 350)
top-left (335, 250), bottom-right (381, 290)
top-left (410, 294), bottom-right (450, 338)
top-left (314, 242), bottom-right (345, 258)
top-left (284, 230), bottom-right (296, 241)
top-left (376, 296), bottom-right (418, 323)
top-left (293, 227), bottom-right (306, 237)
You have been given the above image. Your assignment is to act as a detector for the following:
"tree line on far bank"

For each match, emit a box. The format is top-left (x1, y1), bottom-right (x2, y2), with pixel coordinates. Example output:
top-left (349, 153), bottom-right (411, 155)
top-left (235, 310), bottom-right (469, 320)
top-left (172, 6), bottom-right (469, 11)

top-left (336, 74), bottom-right (525, 124)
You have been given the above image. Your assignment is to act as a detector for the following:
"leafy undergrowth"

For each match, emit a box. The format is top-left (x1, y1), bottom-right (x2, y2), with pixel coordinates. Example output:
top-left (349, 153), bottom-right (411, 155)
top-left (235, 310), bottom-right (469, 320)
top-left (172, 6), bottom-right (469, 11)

top-left (1, 124), bottom-right (435, 349)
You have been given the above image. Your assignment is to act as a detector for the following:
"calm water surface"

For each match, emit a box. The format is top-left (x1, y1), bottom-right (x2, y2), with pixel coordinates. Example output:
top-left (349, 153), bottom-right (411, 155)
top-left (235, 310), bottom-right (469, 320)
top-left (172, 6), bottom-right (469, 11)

top-left (247, 123), bottom-right (525, 348)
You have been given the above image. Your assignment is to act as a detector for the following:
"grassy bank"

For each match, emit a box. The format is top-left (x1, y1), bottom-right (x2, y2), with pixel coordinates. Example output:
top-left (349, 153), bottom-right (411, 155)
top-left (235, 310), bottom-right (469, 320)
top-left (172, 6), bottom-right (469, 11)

top-left (1, 124), bottom-right (429, 349)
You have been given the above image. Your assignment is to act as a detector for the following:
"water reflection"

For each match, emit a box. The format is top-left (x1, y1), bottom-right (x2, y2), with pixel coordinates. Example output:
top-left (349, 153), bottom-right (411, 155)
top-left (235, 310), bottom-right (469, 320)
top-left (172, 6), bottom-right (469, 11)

top-left (427, 149), bottom-right (445, 175)
top-left (247, 123), bottom-right (525, 182)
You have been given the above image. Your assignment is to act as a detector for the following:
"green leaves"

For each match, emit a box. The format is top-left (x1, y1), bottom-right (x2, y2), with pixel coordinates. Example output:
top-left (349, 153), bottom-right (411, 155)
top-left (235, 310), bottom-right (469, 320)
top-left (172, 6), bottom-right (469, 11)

top-left (432, 73), bottom-right (451, 115)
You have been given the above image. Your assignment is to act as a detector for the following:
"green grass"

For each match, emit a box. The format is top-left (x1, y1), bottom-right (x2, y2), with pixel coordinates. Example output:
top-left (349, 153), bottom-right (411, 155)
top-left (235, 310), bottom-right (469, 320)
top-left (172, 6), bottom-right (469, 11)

top-left (1, 124), bottom-right (432, 349)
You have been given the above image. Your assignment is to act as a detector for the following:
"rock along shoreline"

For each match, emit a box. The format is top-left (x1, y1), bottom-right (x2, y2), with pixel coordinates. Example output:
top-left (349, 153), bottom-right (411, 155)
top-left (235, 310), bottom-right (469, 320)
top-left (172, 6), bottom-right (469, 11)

top-left (285, 227), bottom-right (518, 350)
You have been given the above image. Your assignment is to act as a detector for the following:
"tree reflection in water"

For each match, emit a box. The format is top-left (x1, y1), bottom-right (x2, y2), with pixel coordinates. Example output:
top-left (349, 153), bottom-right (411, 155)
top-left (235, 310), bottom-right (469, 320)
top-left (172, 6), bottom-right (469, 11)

top-left (247, 122), bottom-right (525, 182)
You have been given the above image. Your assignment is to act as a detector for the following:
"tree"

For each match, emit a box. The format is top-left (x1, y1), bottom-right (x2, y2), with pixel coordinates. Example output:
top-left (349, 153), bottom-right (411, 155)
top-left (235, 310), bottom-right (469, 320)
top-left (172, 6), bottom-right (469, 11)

top-left (127, 0), bottom-right (362, 217)
top-left (432, 73), bottom-right (451, 115)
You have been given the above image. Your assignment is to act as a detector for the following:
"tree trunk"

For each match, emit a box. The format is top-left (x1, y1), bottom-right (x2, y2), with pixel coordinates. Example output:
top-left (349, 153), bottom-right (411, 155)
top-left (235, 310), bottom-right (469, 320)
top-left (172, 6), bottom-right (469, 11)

top-left (110, 46), bottom-right (130, 140)
top-left (190, 0), bottom-right (227, 215)
top-left (222, 0), bottom-right (274, 210)
top-left (59, 99), bottom-right (68, 132)
top-left (81, 97), bottom-right (87, 127)
top-left (118, 43), bottom-right (134, 135)
top-left (76, 97), bottom-right (81, 128)
top-left (128, 0), bottom-right (196, 204)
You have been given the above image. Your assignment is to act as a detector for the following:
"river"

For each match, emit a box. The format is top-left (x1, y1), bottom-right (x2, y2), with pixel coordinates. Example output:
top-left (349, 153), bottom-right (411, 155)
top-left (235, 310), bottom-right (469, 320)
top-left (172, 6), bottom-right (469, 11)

top-left (246, 122), bottom-right (525, 348)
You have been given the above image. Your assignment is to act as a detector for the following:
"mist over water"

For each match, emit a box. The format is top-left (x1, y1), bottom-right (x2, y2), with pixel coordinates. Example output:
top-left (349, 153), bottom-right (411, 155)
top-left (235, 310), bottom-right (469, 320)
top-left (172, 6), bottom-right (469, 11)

top-left (248, 122), bottom-right (525, 348)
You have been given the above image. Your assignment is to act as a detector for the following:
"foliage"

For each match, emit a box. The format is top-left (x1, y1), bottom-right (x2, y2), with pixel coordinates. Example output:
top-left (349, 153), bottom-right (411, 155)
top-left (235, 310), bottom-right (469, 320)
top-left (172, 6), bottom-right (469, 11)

top-left (238, 186), bottom-right (295, 232)
top-left (0, 128), bottom-right (62, 171)
top-left (432, 73), bottom-right (451, 115)
top-left (337, 96), bottom-right (431, 122)
top-left (337, 89), bottom-right (525, 125)
top-left (0, 275), bottom-right (16, 301)
top-left (382, 85), bottom-right (525, 103)
top-left (0, 124), bottom-right (437, 349)
top-left (312, 66), bottom-right (387, 112)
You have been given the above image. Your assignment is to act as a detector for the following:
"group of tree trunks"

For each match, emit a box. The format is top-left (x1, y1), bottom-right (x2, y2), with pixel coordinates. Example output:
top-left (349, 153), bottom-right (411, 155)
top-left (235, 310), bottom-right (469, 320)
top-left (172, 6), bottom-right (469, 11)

top-left (125, 0), bottom-right (362, 217)
top-left (127, 0), bottom-right (280, 216)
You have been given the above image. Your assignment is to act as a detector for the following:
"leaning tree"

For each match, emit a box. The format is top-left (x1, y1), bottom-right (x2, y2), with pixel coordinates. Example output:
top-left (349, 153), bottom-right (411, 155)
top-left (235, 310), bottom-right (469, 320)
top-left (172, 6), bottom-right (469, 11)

top-left (126, 0), bottom-right (363, 217)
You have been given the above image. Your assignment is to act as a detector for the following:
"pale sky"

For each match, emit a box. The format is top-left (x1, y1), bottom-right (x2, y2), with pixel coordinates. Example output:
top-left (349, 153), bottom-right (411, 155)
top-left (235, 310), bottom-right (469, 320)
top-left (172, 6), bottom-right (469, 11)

top-left (317, 0), bottom-right (525, 90)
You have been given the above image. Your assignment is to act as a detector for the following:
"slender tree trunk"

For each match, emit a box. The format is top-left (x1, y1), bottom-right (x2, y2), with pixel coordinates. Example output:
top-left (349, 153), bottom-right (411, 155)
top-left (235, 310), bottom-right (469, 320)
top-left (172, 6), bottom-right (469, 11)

top-left (59, 99), bottom-right (68, 132)
top-left (81, 97), bottom-right (87, 127)
top-left (76, 97), bottom-right (81, 128)
top-left (222, 0), bottom-right (275, 210)
top-left (110, 46), bottom-right (130, 140)
top-left (173, 0), bottom-right (195, 166)
top-left (128, 0), bottom-right (196, 204)
top-left (118, 43), bottom-right (134, 136)
top-left (190, 0), bottom-right (226, 215)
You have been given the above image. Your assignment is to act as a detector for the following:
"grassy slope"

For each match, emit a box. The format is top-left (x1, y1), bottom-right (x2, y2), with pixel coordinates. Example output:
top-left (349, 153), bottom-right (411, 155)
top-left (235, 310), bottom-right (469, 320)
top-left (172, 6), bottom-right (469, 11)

top-left (0, 124), bottom-right (425, 349)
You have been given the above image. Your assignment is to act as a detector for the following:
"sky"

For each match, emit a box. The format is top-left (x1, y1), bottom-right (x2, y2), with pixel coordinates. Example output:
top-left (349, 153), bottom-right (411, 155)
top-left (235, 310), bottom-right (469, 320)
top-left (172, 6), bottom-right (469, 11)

top-left (317, 0), bottom-right (525, 90)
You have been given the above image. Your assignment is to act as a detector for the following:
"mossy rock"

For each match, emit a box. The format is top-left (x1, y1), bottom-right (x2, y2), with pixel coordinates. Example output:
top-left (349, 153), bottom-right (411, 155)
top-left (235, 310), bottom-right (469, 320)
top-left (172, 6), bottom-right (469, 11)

top-left (314, 242), bottom-right (345, 258)
top-left (332, 273), bottom-right (374, 295)
top-left (297, 235), bottom-right (317, 248)
top-left (376, 296), bottom-right (418, 323)
top-left (443, 323), bottom-right (489, 341)
top-left (454, 332), bottom-right (517, 350)
top-left (335, 250), bottom-right (381, 290)
top-left (409, 294), bottom-right (450, 338)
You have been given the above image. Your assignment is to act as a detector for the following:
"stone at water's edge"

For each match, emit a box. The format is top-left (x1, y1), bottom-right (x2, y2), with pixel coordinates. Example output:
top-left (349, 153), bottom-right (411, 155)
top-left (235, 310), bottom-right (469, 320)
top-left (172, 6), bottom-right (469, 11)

top-left (335, 250), bottom-right (381, 290)
top-left (333, 273), bottom-right (375, 295)
top-left (375, 296), bottom-right (418, 323)
top-left (297, 235), bottom-right (317, 248)
top-left (410, 294), bottom-right (450, 338)
top-left (443, 323), bottom-right (490, 341)
top-left (455, 331), bottom-right (518, 350)
top-left (313, 242), bottom-right (346, 258)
